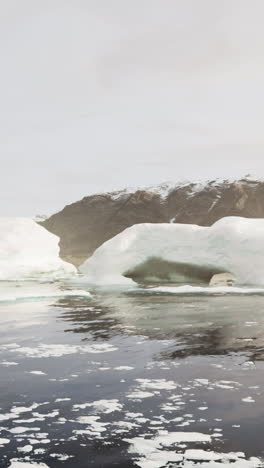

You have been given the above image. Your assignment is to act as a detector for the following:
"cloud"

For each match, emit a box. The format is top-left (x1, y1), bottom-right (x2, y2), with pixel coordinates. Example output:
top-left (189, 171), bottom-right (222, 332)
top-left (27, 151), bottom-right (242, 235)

top-left (1, 0), bottom-right (264, 215)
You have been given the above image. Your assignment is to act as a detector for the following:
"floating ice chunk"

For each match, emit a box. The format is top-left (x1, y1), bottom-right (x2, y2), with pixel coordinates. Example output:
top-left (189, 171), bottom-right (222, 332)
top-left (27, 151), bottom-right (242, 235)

top-left (0, 412), bottom-right (18, 422)
top-left (242, 397), bottom-right (255, 403)
top-left (55, 398), bottom-right (71, 402)
top-left (50, 454), bottom-right (74, 461)
top-left (126, 391), bottom-right (155, 399)
top-left (114, 366), bottom-right (134, 371)
top-left (135, 379), bottom-right (177, 390)
top-left (0, 361), bottom-right (18, 366)
top-left (9, 427), bottom-right (40, 434)
top-left (80, 217), bottom-right (264, 287)
top-left (0, 218), bottom-right (76, 281)
top-left (9, 461), bottom-right (49, 468)
top-left (11, 402), bottom-right (48, 415)
top-left (34, 448), bottom-right (46, 454)
top-left (73, 399), bottom-right (123, 414)
top-left (9, 343), bottom-right (117, 358)
top-left (74, 416), bottom-right (109, 436)
top-left (195, 379), bottom-right (209, 386)
top-left (17, 445), bottom-right (33, 453)
top-left (125, 433), bottom-right (263, 468)
top-left (125, 433), bottom-right (211, 468)
top-left (0, 438), bottom-right (10, 445)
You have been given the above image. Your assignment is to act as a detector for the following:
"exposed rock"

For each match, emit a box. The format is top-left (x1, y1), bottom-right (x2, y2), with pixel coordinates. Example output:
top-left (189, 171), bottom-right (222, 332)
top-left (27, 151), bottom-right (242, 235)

top-left (41, 176), bottom-right (264, 266)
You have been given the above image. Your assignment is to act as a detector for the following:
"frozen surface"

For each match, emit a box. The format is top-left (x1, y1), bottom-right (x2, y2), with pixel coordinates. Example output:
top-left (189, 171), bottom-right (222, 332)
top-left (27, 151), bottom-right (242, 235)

top-left (0, 218), bottom-right (76, 281)
top-left (81, 217), bottom-right (264, 286)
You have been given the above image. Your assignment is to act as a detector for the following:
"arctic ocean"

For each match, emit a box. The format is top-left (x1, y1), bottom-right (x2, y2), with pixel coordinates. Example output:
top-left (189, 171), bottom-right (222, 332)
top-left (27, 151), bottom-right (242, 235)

top-left (0, 280), bottom-right (264, 467)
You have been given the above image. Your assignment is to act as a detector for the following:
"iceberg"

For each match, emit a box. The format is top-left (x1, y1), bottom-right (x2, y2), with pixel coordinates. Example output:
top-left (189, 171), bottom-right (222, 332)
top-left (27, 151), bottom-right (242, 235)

top-left (0, 218), bottom-right (76, 281)
top-left (80, 217), bottom-right (264, 286)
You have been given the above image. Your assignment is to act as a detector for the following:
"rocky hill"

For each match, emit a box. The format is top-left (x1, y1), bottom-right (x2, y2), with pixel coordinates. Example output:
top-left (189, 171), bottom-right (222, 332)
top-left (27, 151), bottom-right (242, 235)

top-left (41, 177), bottom-right (264, 266)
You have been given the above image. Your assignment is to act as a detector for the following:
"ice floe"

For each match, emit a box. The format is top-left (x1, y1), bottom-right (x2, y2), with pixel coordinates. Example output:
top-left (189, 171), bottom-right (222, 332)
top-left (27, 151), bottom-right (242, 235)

top-left (0, 438), bottom-right (10, 445)
top-left (74, 416), bottom-right (109, 437)
top-left (73, 399), bottom-right (123, 414)
top-left (125, 433), bottom-right (263, 468)
top-left (17, 445), bottom-right (33, 453)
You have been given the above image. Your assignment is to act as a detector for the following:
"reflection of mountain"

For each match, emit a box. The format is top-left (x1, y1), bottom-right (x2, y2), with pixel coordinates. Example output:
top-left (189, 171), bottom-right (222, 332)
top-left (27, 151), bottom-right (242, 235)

top-left (41, 177), bottom-right (264, 267)
top-left (53, 296), bottom-right (121, 341)
top-left (54, 292), bottom-right (264, 361)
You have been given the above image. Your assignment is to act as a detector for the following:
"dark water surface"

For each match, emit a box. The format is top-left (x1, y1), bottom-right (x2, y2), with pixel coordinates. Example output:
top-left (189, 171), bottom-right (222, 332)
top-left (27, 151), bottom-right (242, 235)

top-left (1, 282), bottom-right (264, 467)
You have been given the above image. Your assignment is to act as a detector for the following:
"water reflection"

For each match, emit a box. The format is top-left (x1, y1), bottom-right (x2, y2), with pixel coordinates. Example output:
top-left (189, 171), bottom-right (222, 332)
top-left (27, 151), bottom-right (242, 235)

top-left (54, 290), bottom-right (264, 361)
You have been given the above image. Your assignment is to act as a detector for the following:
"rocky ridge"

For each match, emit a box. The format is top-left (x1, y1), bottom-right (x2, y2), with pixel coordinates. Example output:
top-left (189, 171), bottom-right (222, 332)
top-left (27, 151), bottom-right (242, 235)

top-left (41, 176), bottom-right (264, 266)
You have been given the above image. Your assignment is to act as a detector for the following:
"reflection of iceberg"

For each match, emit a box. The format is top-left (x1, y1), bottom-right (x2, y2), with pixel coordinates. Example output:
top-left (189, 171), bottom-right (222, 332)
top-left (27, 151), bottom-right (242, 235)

top-left (0, 218), bottom-right (76, 280)
top-left (80, 217), bottom-right (264, 286)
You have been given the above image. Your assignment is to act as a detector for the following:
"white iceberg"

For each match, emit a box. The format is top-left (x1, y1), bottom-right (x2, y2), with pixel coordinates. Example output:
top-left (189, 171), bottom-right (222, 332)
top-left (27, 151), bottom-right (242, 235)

top-left (0, 218), bottom-right (76, 281)
top-left (80, 217), bottom-right (264, 286)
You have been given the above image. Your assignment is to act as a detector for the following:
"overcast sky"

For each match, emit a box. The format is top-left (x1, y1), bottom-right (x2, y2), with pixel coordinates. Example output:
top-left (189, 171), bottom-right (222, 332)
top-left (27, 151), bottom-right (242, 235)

top-left (1, 0), bottom-right (264, 216)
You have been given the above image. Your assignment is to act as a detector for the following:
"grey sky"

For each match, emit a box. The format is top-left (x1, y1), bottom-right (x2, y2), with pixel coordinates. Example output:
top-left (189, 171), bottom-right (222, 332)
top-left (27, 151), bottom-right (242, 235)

top-left (1, 0), bottom-right (264, 216)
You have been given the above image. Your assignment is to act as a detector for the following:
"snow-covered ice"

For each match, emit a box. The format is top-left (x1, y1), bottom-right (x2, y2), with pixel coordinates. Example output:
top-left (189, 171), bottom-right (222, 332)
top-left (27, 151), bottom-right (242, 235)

top-left (80, 217), bottom-right (264, 286)
top-left (0, 218), bottom-right (76, 281)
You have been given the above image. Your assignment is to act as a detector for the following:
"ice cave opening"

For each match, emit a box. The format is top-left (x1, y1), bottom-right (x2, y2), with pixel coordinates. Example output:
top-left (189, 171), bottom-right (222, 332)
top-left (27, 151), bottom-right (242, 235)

top-left (124, 257), bottom-right (227, 285)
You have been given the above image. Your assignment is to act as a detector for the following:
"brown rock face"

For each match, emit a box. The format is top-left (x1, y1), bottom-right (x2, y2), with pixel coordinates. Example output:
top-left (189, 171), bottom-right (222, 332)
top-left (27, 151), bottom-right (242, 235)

top-left (41, 177), bottom-right (264, 266)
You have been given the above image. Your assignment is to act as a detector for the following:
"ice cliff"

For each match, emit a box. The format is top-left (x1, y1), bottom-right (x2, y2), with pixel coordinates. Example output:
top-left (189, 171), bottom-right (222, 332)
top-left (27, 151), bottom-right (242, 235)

top-left (80, 217), bottom-right (264, 286)
top-left (0, 218), bottom-right (76, 280)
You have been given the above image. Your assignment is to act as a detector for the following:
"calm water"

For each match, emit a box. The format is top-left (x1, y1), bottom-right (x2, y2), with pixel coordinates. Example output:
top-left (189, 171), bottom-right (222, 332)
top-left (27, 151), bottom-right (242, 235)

top-left (1, 282), bottom-right (264, 467)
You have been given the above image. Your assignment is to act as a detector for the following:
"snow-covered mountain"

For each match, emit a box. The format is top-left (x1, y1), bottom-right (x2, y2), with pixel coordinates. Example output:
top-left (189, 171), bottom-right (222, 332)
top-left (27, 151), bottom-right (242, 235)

top-left (41, 176), bottom-right (264, 266)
